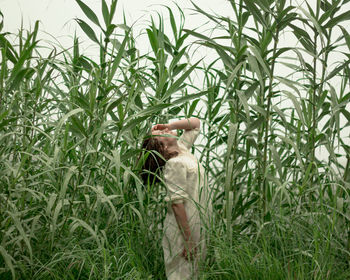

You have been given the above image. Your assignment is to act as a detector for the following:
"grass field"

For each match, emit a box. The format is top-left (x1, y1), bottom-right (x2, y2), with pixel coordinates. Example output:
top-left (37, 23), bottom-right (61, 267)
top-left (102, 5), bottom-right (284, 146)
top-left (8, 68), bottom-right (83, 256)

top-left (0, 0), bottom-right (350, 279)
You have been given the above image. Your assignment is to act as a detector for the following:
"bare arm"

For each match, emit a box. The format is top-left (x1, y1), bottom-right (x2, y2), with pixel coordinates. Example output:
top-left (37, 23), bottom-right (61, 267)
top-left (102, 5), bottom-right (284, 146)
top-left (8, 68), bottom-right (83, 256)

top-left (152, 118), bottom-right (200, 132)
top-left (172, 202), bottom-right (192, 241)
top-left (171, 202), bottom-right (197, 260)
top-left (169, 117), bottom-right (200, 131)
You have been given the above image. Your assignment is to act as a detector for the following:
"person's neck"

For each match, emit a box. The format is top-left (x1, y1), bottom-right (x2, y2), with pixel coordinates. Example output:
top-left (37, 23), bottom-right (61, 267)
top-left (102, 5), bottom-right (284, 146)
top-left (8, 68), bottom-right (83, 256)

top-left (167, 143), bottom-right (180, 155)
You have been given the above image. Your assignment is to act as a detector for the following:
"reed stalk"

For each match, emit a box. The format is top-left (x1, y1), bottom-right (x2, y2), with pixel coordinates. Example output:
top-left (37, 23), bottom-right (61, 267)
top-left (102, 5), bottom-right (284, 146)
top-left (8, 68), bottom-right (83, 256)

top-left (0, 0), bottom-right (349, 278)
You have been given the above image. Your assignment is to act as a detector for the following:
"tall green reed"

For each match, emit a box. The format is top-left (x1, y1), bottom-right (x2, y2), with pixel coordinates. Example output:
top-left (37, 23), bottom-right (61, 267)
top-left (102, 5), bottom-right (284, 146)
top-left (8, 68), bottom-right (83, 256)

top-left (186, 1), bottom-right (350, 276)
top-left (1, 0), bottom-right (350, 279)
top-left (0, 0), bottom-right (208, 278)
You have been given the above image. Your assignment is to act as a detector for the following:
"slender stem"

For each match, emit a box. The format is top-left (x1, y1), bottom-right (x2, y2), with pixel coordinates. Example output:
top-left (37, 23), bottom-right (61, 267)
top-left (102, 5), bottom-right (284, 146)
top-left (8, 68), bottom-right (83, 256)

top-left (262, 26), bottom-right (279, 215)
top-left (232, 0), bottom-right (243, 198)
top-left (59, 135), bottom-right (89, 237)
top-left (311, 31), bottom-right (317, 169)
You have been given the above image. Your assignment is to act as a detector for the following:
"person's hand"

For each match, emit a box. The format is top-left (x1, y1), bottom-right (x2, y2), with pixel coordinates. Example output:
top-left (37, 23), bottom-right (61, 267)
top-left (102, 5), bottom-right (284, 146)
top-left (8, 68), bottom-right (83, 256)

top-left (152, 124), bottom-right (171, 131)
top-left (182, 240), bottom-right (197, 261)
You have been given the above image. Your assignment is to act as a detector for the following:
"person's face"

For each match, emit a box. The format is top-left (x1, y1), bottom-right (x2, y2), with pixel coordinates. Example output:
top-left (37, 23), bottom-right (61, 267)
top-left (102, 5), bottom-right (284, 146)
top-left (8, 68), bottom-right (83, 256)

top-left (152, 128), bottom-right (177, 147)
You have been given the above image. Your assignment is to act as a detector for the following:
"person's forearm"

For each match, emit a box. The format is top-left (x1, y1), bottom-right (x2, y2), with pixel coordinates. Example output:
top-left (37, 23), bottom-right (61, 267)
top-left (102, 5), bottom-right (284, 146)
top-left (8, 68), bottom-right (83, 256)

top-left (169, 118), bottom-right (200, 131)
top-left (171, 202), bottom-right (192, 242)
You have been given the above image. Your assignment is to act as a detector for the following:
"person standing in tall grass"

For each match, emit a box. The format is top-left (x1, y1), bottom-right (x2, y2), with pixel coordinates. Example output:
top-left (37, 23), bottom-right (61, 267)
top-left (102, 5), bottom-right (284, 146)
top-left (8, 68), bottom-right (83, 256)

top-left (141, 117), bottom-right (211, 280)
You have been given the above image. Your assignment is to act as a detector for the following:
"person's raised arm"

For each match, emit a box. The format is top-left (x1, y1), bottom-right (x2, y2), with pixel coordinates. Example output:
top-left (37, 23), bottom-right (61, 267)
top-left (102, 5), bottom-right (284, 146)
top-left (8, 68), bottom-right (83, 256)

top-left (152, 117), bottom-right (200, 131)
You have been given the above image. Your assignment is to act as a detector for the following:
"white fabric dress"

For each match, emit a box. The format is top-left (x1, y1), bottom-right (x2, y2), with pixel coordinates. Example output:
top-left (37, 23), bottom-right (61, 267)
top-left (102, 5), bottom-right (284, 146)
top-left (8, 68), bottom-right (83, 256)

top-left (162, 128), bottom-right (212, 280)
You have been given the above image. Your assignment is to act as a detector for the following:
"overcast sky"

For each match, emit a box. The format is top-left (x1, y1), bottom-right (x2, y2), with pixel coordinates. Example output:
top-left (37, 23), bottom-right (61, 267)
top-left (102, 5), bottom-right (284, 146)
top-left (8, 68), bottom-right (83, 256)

top-left (2, 0), bottom-right (349, 60)
top-left (2, 0), bottom-right (349, 67)
top-left (1, 0), bottom-right (230, 42)
top-left (0, 0), bottom-right (236, 66)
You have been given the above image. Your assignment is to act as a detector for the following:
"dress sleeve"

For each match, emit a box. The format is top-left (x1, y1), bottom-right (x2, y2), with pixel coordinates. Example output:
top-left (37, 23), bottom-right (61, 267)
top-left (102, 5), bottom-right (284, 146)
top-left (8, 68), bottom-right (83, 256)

top-left (163, 158), bottom-right (188, 203)
top-left (178, 127), bottom-right (200, 150)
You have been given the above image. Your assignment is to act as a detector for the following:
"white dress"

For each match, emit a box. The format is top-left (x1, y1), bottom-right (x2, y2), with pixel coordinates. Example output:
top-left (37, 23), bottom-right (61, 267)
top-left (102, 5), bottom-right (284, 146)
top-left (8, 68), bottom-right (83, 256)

top-left (162, 128), bottom-right (212, 280)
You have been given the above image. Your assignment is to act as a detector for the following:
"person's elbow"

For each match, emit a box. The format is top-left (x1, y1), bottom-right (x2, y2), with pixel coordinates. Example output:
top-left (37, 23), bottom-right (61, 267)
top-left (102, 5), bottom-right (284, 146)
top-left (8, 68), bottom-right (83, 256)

top-left (190, 117), bottom-right (200, 129)
top-left (171, 201), bottom-right (185, 210)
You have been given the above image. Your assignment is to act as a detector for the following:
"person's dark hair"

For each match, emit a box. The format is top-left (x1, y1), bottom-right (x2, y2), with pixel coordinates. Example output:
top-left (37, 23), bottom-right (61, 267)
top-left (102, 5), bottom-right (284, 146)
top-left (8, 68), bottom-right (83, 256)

top-left (140, 136), bottom-right (178, 185)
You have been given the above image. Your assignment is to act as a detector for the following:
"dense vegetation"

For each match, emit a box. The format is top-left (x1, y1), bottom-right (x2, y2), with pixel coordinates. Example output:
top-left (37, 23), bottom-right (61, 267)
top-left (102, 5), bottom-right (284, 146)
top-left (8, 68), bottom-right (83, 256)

top-left (1, 0), bottom-right (350, 279)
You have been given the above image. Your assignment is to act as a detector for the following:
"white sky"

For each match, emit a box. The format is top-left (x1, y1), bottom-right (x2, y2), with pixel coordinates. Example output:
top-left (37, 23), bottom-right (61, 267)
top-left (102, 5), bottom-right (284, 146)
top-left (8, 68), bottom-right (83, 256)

top-left (0, 0), bottom-right (232, 69)
top-left (0, 0), bottom-right (230, 42)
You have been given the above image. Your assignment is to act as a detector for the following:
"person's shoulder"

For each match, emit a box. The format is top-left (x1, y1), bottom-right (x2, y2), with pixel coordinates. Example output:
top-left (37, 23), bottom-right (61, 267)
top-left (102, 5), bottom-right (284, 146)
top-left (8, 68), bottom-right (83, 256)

top-left (167, 154), bottom-right (199, 171)
top-left (166, 155), bottom-right (186, 165)
top-left (166, 155), bottom-right (184, 167)
top-left (164, 156), bottom-right (187, 176)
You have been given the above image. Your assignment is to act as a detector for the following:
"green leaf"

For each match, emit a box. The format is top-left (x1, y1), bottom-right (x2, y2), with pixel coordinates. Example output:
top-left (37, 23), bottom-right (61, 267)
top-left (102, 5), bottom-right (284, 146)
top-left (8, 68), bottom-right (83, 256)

top-left (9, 67), bottom-right (35, 91)
top-left (243, 116), bottom-right (264, 136)
top-left (249, 45), bottom-right (271, 78)
top-left (169, 47), bottom-right (187, 73)
top-left (271, 145), bottom-right (283, 179)
top-left (172, 63), bottom-right (187, 77)
top-left (298, 6), bottom-right (325, 37)
top-left (176, 33), bottom-right (189, 49)
top-left (56, 108), bottom-right (84, 136)
top-left (243, 0), bottom-right (267, 28)
top-left (319, 0), bottom-right (342, 24)
top-left (184, 29), bottom-right (214, 43)
top-left (226, 61), bottom-right (245, 88)
top-left (289, 23), bottom-right (314, 53)
top-left (255, 0), bottom-right (272, 12)
top-left (247, 54), bottom-right (264, 89)
top-left (225, 159), bottom-right (234, 194)
top-left (136, 103), bottom-right (171, 118)
top-left (341, 109), bottom-right (350, 124)
top-left (0, 34), bottom-right (18, 63)
top-left (102, 0), bottom-right (110, 27)
top-left (340, 26), bottom-right (350, 52)
top-left (70, 218), bottom-right (101, 247)
top-left (8, 38), bottom-right (37, 90)
top-left (0, 246), bottom-right (15, 279)
top-left (190, 1), bottom-right (221, 25)
top-left (86, 184), bottom-right (119, 221)
top-left (227, 123), bottom-right (238, 156)
top-left (0, 11), bottom-right (3, 32)
top-left (106, 24), bottom-right (117, 37)
top-left (320, 0), bottom-right (332, 12)
top-left (273, 47), bottom-right (293, 60)
top-left (188, 99), bottom-right (200, 116)
top-left (121, 116), bottom-right (149, 134)
top-left (106, 96), bottom-right (125, 115)
top-left (146, 28), bottom-right (159, 55)
top-left (110, 0), bottom-right (118, 23)
top-left (237, 90), bottom-right (251, 123)
top-left (163, 60), bottom-right (201, 99)
top-left (59, 166), bottom-right (77, 199)
top-left (107, 33), bottom-right (129, 85)
top-left (8, 211), bottom-right (33, 259)
top-left (278, 136), bottom-right (304, 169)
top-left (71, 116), bottom-right (87, 137)
top-left (212, 44), bottom-right (235, 70)
top-left (78, 56), bottom-right (92, 72)
top-left (167, 7), bottom-right (178, 41)
top-left (324, 10), bottom-right (350, 28)
top-left (244, 81), bottom-right (259, 99)
top-left (324, 60), bottom-right (350, 82)
top-left (289, 23), bottom-right (312, 41)
top-left (171, 90), bottom-right (209, 106)
top-left (75, 18), bottom-right (100, 44)
top-left (76, 0), bottom-right (101, 27)
top-left (282, 90), bottom-right (305, 127)
top-left (277, 12), bottom-right (298, 31)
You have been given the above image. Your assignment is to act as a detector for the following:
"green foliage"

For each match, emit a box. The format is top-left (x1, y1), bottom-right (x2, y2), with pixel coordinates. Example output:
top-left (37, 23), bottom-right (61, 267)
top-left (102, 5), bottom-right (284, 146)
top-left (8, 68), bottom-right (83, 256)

top-left (0, 0), bottom-right (350, 279)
